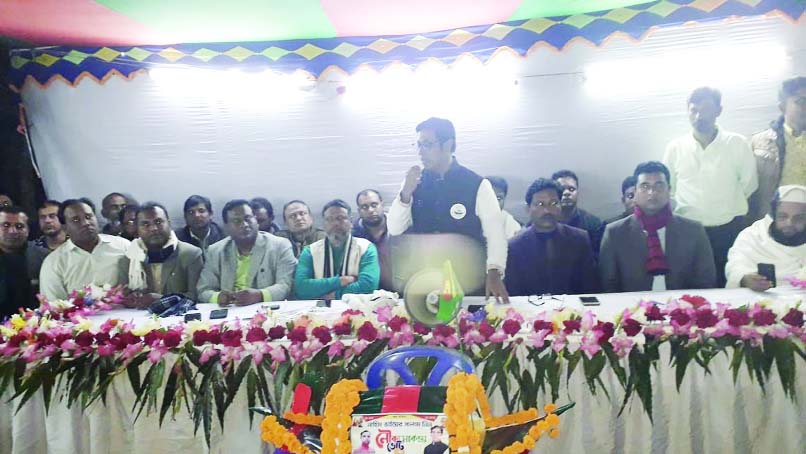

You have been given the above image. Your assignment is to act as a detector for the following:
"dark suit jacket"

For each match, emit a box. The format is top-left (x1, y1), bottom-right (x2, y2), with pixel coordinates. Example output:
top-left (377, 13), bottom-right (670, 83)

top-left (145, 241), bottom-right (204, 300)
top-left (599, 214), bottom-right (716, 292)
top-left (505, 224), bottom-right (599, 296)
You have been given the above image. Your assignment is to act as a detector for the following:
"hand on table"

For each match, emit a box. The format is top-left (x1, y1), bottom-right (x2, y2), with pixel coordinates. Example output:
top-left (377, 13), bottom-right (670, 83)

top-left (232, 289), bottom-right (263, 306)
top-left (485, 269), bottom-right (510, 304)
top-left (121, 291), bottom-right (161, 309)
top-left (740, 273), bottom-right (773, 292)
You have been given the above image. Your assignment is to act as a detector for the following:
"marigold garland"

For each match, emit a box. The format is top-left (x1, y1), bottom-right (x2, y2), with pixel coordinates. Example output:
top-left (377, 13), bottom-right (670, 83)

top-left (321, 379), bottom-right (367, 454)
top-left (282, 411), bottom-right (324, 426)
top-left (260, 415), bottom-right (315, 454)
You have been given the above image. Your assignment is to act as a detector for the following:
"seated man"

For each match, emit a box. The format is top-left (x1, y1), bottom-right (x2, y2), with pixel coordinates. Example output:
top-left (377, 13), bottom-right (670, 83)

top-left (118, 204), bottom-right (140, 241)
top-left (505, 179), bottom-right (598, 296)
top-left (487, 176), bottom-right (523, 239)
top-left (726, 185), bottom-right (806, 290)
top-left (352, 189), bottom-right (392, 291)
top-left (123, 202), bottom-right (204, 308)
top-left (276, 200), bottom-right (326, 257)
top-left (0, 194), bottom-right (13, 208)
top-left (295, 199), bottom-right (379, 299)
top-left (0, 207), bottom-right (49, 316)
top-left (197, 200), bottom-right (297, 305)
top-left (34, 200), bottom-right (68, 252)
top-left (250, 197), bottom-right (280, 234)
top-left (604, 175), bottom-right (637, 225)
top-left (175, 194), bottom-right (226, 252)
top-left (600, 161), bottom-right (716, 292)
top-left (100, 192), bottom-right (129, 236)
top-left (40, 198), bottom-right (130, 300)
top-left (552, 169), bottom-right (604, 254)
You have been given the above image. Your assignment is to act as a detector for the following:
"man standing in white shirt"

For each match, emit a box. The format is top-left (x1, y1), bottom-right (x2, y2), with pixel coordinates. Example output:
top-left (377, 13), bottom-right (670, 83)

top-left (663, 87), bottom-right (758, 287)
top-left (39, 198), bottom-right (130, 300)
top-left (486, 176), bottom-right (522, 239)
top-left (387, 117), bottom-right (509, 302)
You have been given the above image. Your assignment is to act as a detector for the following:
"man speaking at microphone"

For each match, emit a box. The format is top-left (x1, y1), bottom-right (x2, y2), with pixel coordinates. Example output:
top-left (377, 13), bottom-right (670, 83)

top-left (387, 117), bottom-right (509, 303)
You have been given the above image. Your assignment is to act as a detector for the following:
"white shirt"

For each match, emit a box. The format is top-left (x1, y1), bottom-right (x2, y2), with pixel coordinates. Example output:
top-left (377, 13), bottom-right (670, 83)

top-left (725, 216), bottom-right (806, 288)
top-left (388, 178), bottom-right (508, 271)
top-left (663, 128), bottom-right (758, 226)
top-left (502, 210), bottom-right (523, 240)
top-left (39, 234), bottom-right (131, 300)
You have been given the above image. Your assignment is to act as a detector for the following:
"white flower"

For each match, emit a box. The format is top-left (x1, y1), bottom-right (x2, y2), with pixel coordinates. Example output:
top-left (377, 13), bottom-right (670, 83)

top-left (184, 320), bottom-right (210, 335)
top-left (74, 317), bottom-right (94, 333)
top-left (132, 317), bottom-right (162, 336)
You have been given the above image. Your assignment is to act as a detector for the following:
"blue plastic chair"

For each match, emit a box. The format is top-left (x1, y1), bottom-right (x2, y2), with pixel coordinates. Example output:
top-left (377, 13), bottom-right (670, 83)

top-left (365, 346), bottom-right (475, 389)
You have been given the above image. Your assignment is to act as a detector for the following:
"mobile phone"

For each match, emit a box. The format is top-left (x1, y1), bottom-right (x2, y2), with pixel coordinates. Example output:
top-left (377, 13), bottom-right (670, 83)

top-left (316, 300), bottom-right (331, 308)
top-left (209, 308), bottom-right (229, 319)
top-left (757, 263), bottom-right (776, 287)
top-left (467, 304), bottom-right (486, 313)
top-left (580, 296), bottom-right (600, 306)
top-left (184, 312), bottom-right (202, 322)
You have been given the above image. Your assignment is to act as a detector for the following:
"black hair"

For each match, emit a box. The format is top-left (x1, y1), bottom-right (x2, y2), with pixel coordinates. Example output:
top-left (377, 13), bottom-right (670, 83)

top-left (486, 176), bottom-right (508, 195)
top-left (135, 202), bottom-right (170, 221)
top-left (524, 178), bottom-right (563, 205)
top-left (282, 200), bottom-right (310, 220)
top-left (355, 189), bottom-right (382, 205)
top-left (0, 206), bottom-right (27, 216)
top-left (222, 199), bottom-right (251, 224)
top-left (101, 192), bottom-right (127, 207)
top-left (633, 161), bottom-right (671, 184)
top-left (118, 204), bottom-right (141, 224)
top-left (322, 199), bottom-right (351, 216)
top-left (39, 200), bottom-right (61, 211)
top-left (779, 76), bottom-right (806, 104)
top-left (58, 198), bottom-right (96, 224)
top-left (621, 175), bottom-right (638, 196)
top-left (688, 86), bottom-right (722, 106)
top-left (183, 195), bottom-right (213, 214)
top-left (416, 117), bottom-right (456, 153)
top-left (431, 426), bottom-right (444, 433)
top-left (551, 169), bottom-right (578, 185)
top-left (250, 197), bottom-right (274, 217)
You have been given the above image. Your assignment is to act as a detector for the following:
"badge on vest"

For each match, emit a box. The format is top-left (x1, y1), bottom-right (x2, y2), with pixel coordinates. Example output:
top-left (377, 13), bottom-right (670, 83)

top-left (450, 203), bottom-right (467, 220)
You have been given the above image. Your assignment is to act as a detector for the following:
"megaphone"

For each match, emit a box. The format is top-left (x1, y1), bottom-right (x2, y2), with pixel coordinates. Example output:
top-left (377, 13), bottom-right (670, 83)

top-left (404, 260), bottom-right (464, 327)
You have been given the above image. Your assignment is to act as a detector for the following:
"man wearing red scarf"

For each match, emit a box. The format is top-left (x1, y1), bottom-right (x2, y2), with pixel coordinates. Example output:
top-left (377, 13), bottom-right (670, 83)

top-left (599, 161), bottom-right (716, 292)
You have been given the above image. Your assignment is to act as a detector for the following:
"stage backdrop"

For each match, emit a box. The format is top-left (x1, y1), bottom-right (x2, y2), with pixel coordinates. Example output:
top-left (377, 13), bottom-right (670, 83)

top-left (11, 5), bottom-right (806, 227)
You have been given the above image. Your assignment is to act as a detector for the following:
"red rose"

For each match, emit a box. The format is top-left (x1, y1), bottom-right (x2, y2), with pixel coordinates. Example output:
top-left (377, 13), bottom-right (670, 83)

top-left (75, 331), bottom-right (95, 348)
top-left (143, 330), bottom-right (164, 346)
top-left (622, 319), bottom-right (642, 337)
top-left (724, 309), bottom-right (750, 327)
top-left (312, 326), bottom-right (332, 344)
top-left (245, 327), bottom-right (268, 343)
top-left (413, 322), bottom-right (431, 335)
top-left (162, 330), bottom-right (182, 348)
top-left (288, 326), bottom-right (308, 343)
top-left (669, 309), bottom-right (691, 326)
top-left (458, 318), bottom-right (471, 335)
top-left (207, 330), bottom-right (222, 345)
top-left (680, 295), bottom-right (708, 309)
top-left (332, 323), bottom-right (352, 336)
top-left (782, 308), bottom-right (804, 328)
top-left (388, 316), bottom-right (407, 333)
top-left (645, 304), bottom-right (665, 321)
top-left (8, 334), bottom-right (25, 347)
top-left (94, 332), bottom-right (110, 345)
top-left (478, 321), bottom-right (495, 339)
top-left (752, 309), bottom-right (776, 327)
top-left (563, 319), bottom-right (581, 334)
top-left (595, 322), bottom-right (614, 345)
top-left (220, 329), bottom-right (243, 348)
top-left (694, 309), bottom-right (719, 329)
top-left (433, 324), bottom-right (456, 338)
top-left (37, 333), bottom-right (54, 347)
top-left (533, 320), bottom-right (553, 332)
top-left (268, 326), bottom-right (286, 340)
top-left (502, 319), bottom-right (522, 336)
top-left (357, 321), bottom-right (378, 342)
top-left (193, 330), bottom-right (210, 346)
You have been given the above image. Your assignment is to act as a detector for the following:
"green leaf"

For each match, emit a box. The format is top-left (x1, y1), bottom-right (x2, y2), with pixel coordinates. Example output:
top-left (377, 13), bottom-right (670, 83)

top-left (673, 345), bottom-right (694, 392)
top-left (159, 359), bottom-right (180, 426)
top-left (582, 353), bottom-right (606, 394)
top-left (566, 352), bottom-right (581, 389)
top-left (547, 352), bottom-right (561, 403)
top-left (246, 369), bottom-right (258, 427)
top-left (224, 357), bottom-right (252, 410)
top-left (126, 355), bottom-right (148, 394)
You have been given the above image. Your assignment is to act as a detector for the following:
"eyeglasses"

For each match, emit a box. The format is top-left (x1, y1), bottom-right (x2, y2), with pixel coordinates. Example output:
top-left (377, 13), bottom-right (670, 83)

top-left (527, 294), bottom-right (564, 307)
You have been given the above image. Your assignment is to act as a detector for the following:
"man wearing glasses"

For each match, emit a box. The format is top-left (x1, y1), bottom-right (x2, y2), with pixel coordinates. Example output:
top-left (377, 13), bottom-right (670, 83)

top-left (387, 117), bottom-right (509, 303)
top-left (504, 178), bottom-right (598, 296)
top-left (599, 161), bottom-right (716, 293)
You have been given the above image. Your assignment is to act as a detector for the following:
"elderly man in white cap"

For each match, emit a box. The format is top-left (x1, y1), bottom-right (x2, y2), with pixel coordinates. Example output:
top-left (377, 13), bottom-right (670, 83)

top-left (726, 185), bottom-right (806, 290)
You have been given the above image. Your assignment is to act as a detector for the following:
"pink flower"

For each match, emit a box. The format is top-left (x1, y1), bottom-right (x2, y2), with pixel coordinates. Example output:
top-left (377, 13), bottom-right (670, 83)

top-left (767, 326), bottom-right (789, 339)
top-left (220, 346), bottom-right (244, 364)
top-left (622, 319), bottom-right (642, 337)
top-left (268, 326), bottom-right (286, 340)
top-left (526, 331), bottom-right (548, 349)
top-left (694, 309), bottom-right (719, 329)
top-left (357, 322), bottom-right (378, 342)
top-left (533, 319), bottom-right (553, 333)
top-left (752, 308), bottom-right (776, 326)
top-left (680, 295), bottom-right (708, 309)
top-left (669, 309), bottom-right (691, 326)
top-left (245, 327), bottom-right (268, 343)
top-left (609, 335), bottom-right (635, 358)
top-left (389, 330), bottom-right (415, 349)
top-left (580, 335), bottom-right (601, 359)
top-left (294, 315), bottom-right (312, 328)
top-left (122, 343), bottom-right (144, 361)
top-left (75, 331), bottom-right (95, 348)
top-left (287, 326), bottom-right (308, 343)
top-left (251, 312), bottom-right (268, 327)
top-left (563, 319), bottom-right (581, 334)
top-left (60, 339), bottom-right (77, 351)
top-left (351, 339), bottom-right (369, 355)
top-left (148, 346), bottom-right (168, 364)
top-left (551, 332), bottom-right (567, 353)
top-left (724, 309), bottom-right (750, 327)
top-left (269, 347), bottom-right (286, 364)
top-left (193, 330), bottom-right (211, 346)
top-left (162, 330), bottom-right (182, 348)
top-left (332, 323), bottom-right (352, 336)
top-left (594, 322), bottom-right (615, 345)
top-left (388, 316), bottom-right (407, 333)
top-left (97, 344), bottom-right (116, 356)
top-left (478, 321), bottom-right (496, 339)
top-left (143, 330), bottom-right (164, 346)
top-left (221, 329), bottom-right (243, 348)
top-left (375, 305), bottom-right (392, 323)
top-left (199, 348), bottom-right (219, 364)
top-left (645, 304), bottom-right (665, 321)
top-left (502, 319), bottom-right (521, 336)
top-left (413, 322), bottom-right (431, 335)
top-left (782, 309), bottom-right (804, 328)
top-left (312, 326), bottom-right (332, 344)
top-left (327, 341), bottom-right (345, 359)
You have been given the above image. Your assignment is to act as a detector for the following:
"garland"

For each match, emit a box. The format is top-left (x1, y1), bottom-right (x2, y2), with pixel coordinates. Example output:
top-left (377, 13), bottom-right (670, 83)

top-left (444, 373), bottom-right (483, 454)
top-left (320, 379), bottom-right (367, 454)
top-left (260, 415), bottom-right (316, 454)
top-left (283, 411), bottom-right (324, 426)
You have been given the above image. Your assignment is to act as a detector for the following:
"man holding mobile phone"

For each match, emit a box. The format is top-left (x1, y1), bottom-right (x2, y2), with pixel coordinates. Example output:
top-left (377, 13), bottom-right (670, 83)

top-left (726, 185), bottom-right (806, 291)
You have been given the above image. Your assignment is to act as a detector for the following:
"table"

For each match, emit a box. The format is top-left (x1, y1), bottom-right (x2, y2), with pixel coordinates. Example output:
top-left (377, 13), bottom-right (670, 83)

top-left (1, 287), bottom-right (804, 454)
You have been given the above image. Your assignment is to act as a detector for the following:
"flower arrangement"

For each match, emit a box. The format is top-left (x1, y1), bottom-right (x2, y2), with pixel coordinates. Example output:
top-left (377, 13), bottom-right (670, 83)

top-left (785, 267), bottom-right (806, 289)
top-left (0, 293), bottom-right (804, 446)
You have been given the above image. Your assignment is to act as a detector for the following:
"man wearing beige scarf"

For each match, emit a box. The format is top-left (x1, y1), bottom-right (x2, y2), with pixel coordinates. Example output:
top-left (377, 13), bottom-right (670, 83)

top-left (123, 202), bottom-right (203, 309)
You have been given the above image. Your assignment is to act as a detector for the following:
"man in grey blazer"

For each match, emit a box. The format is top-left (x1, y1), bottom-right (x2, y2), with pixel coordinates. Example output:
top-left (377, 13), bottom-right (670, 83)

top-left (198, 199), bottom-right (297, 305)
top-left (123, 203), bottom-right (204, 308)
top-left (600, 161), bottom-right (716, 293)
